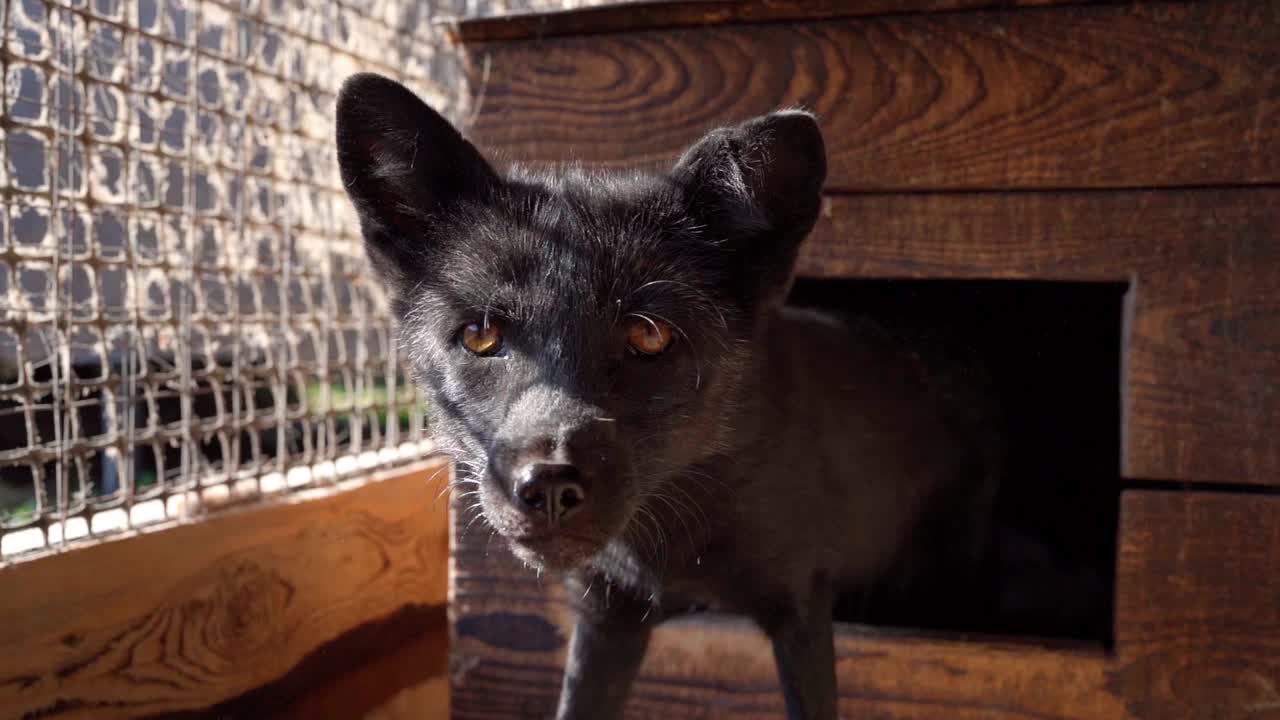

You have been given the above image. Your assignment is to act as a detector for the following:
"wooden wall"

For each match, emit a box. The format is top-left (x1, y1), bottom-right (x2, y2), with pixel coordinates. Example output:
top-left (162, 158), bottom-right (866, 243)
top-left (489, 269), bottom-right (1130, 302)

top-left (453, 493), bottom-right (1280, 719)
top-left (0, 461), bottom-right (452, 720)
top-left (450, 0), bottom-right (1280, 717)
top-left (459, 0), bottom-right (1280, 487)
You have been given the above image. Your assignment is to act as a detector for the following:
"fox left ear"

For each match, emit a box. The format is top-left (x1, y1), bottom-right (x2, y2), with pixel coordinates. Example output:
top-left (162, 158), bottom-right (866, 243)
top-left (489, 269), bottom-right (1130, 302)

top-left (672, 111), bottom-right (827, 300)
top-left (335, 73), bottom-right (499, 292)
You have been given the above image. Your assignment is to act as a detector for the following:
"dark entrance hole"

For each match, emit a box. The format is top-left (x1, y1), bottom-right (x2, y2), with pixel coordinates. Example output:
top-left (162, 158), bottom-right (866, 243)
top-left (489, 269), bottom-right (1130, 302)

top-left (788, 278), bottom-right (1127, 647)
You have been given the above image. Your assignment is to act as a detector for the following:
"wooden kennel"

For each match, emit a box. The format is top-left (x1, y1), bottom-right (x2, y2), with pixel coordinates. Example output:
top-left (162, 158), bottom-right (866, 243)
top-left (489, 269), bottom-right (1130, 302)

top-left (445, 1), bottom-right (1280, 718)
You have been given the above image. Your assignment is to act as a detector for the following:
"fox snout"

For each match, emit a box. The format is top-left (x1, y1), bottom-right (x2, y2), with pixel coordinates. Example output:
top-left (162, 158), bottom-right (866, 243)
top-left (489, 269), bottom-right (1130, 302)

top-left (492, 447), bottom-right (599, 529)
top-left (511, 463), bottom-right (587, 527)
top-left (486, 387), bottom-right (622, 540)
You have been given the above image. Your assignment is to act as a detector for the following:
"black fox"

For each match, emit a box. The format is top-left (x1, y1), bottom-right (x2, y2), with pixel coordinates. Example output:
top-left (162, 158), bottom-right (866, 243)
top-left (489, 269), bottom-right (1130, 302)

top-left (336, 73), bottom-right (1004, 720)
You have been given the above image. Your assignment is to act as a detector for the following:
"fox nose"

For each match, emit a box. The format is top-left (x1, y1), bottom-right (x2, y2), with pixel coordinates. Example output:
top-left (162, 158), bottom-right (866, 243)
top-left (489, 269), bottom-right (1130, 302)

top-left (513, 463), bottom-right (587, 525)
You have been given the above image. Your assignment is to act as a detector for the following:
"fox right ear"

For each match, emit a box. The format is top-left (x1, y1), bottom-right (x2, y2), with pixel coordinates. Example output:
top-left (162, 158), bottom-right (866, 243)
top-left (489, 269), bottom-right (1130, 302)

top-left (335, 73), bottom-right (498, 287)
top-left (672, 111), bottom-right (826, 306)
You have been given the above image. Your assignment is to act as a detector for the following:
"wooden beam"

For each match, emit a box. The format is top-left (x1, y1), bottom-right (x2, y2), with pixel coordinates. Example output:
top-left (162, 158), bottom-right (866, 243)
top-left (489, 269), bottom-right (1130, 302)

top-left (451, 0), bottom-right (1119, 43)
top-left (0, 460), bottom-right (451, 719)
top-left (451, 490), bottom-right (1280, 719)
top-left (797, 187), bottom-right (1280, 486)
top-left (460, 0), bottom-right (1280, 191)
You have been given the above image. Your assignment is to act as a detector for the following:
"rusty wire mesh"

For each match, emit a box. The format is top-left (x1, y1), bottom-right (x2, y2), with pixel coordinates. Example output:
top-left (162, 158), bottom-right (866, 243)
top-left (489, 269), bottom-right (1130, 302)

top-left (0, 0), bottom-right (475, 564)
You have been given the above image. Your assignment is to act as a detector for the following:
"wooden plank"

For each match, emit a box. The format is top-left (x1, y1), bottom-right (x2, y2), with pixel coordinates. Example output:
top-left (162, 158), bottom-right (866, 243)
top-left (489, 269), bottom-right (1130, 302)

top-left (454, 615), bottom-right (1125, 719)
top-left (452, 491), bottom-right (1280, 719)
top-left (799, 188), bottom-right (1280, 281)
top-left (451, 0), bottom-right (1115, 43)
top-left (450, 525), bottom-right (1127, 720)
top-left (461, 0), bottom-right (1280, 191)
top-left (0, 460), bottom-right (451, 720)
top-left (798, 187), bottom-right (1280, 486)
top-left (1113, 490), bottom-right (1280, 719)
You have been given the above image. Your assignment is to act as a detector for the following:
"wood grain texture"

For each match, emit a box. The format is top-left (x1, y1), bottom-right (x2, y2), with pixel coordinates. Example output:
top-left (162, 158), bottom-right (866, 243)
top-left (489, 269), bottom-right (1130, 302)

top-left (451, 491), bottom-right (1280, 719)
top-left (1113, 490), bottom-right (1280, 720)
top-left (450, 521), bottom-right (1124, 720)
top-left (0, 461), bottom-right (451, 720)
top-left (452, 0), bottom-right (1113, 43)
top-left (149, 603), bottom-right (449, 720)
top-left (797, 187), bottom-right (1280, 486)
top-left (461, 0), bottom-right (1280, 190)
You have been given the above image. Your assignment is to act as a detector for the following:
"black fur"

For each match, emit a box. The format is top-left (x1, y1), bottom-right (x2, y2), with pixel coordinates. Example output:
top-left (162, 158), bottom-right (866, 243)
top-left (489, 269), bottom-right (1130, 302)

top-left (337, 73), bottom-right (1002, 720)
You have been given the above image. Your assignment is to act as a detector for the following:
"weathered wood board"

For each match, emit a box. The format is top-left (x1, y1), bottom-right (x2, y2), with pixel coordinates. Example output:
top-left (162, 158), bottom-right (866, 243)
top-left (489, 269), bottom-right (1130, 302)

top-left (461, 0), bottom-right (1280, 191)
top-left (0, 461), bottom-right (451, 720)
top-left (453, 0), bottom-right (1119, 43)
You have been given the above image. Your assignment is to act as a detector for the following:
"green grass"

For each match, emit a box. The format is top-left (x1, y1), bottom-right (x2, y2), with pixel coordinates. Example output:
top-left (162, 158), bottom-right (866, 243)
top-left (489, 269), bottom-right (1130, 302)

top-left (0, 381), bottom-right (428, 522)
top-left (1, 458), bottom-right (158, 525)
top-left (0, 496), bottom-right (37, 527)
top-left (305, 380), bottom-right (428, 432)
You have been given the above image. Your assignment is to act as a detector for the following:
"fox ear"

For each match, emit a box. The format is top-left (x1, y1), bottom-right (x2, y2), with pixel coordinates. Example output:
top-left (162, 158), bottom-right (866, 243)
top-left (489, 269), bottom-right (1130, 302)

top-left (335, 73), bottom-right (499, 288)
top-left (672, 111), bottom-right (827, 301)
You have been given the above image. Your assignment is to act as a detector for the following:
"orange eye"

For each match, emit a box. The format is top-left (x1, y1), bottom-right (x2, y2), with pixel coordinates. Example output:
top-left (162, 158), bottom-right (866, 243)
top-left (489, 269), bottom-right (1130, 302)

top-left (626, 317), bottom-right (675, 356)
top-left (461, 322), bottom-right (502, 355)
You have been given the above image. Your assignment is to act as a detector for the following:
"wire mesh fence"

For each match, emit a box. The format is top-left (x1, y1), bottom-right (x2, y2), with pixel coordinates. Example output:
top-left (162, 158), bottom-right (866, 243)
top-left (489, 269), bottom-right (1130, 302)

top-left (0, 0), bottom-right (471, 564)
